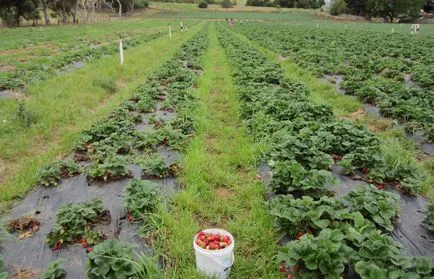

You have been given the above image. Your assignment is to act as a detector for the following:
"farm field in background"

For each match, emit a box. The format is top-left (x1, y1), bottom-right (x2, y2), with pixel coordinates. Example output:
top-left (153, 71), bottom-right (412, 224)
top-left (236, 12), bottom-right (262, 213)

top-left (0, 5), bottom-right (433, 279)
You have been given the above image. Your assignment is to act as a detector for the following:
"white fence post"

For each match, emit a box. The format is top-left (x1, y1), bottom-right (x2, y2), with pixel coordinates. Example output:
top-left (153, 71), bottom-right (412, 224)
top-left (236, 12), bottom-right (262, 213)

top-left (119, 39), bottom-right (124, 66)
top-left (169, 25), bottom-right (172, 39)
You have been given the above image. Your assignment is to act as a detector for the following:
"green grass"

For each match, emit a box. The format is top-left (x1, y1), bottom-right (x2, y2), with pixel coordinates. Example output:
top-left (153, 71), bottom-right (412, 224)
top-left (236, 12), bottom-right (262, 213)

top-left (151, 4), bottom-right (317, 21)
top-left (0, 24), bottom-right (203, 210)
top-left (0, 19), bottom-right (198, 90)
top-left (152, 23), bottom-right (279, 278)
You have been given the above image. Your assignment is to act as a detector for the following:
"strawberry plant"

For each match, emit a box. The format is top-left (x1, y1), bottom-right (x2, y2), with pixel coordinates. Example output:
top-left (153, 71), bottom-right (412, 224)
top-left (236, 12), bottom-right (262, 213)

top-left (278, 229), bottom-right (355, 279)
top-left (343, 185), bottom-right (399, 231)
top-left (135, 154), bottom-right (168, 178)
top-left (270, 195), bottom-right (345, 237)
top-left (38, 165), bottom-right (62, 187)
top-left (47, 199), bottom-right (107, 249)
top-left (423, 201), bottom-right (434, 233)
top-left (40, 259), bottom-right (66, 279)
top-left (269, 160), bottom-right (336, 196)
top-left (0, 256), bottom-right (7, 279)
top-left (87, 155), bottom-right (131, 183)
top-left (86, 240), bottom-right (139, 279)
top-left (352, 230), bottom-right (434, 278)
top-left (121, 179), bottom-right (160, 220)
top-left (38, 159), bottom-right (81, 187)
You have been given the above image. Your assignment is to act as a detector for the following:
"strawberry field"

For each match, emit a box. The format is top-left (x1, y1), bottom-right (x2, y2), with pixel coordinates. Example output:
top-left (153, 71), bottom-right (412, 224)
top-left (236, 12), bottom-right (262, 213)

top-left (0, 9), bottom-right (433, 279)
top-left (235, 22), bottom-right (434, 144)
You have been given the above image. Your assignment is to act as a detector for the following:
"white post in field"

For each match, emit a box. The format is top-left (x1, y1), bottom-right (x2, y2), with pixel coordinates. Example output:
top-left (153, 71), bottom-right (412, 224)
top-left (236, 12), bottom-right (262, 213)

top-left (391, 27), bottom-right (394, 33)
top-left (119, 39), bottom-right (124, 66)
top-left (169, 25), bottom-right (172, 39)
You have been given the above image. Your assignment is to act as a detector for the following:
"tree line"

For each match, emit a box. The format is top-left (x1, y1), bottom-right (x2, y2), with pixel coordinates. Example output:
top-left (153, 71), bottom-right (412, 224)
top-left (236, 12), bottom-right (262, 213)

top-left (0, 0), bottom-right (148, 27)
top-left (246, 0), bottom-right (324, 8)
top-left (330, 0), bottom-right (433, 21)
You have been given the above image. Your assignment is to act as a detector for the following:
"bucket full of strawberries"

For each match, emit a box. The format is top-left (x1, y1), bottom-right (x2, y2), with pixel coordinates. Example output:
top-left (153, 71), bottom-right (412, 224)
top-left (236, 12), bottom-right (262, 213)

top-left (193, 228), bottom-right (235, 279)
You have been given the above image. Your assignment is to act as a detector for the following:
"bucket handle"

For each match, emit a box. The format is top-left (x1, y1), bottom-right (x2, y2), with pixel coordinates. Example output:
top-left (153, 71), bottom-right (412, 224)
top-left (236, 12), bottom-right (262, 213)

top-left (205, 252), bottom-right (234, 272)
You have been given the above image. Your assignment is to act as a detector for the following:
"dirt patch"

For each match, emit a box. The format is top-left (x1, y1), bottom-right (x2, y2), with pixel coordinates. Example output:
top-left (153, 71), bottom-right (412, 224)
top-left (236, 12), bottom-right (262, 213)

top-left (0, 65), bottom-right (15, 72)
top-left (0, 159), bottom-right (5, 184)
top-left (10, 270), bottom-right (39, 279)
top-left (215, 188), bottom-right (234, 200)
top-left (345, 109), bottom-right (366, 120)
top-left (367, 119), bottom-right (390, 132)
top-left (278, 55), bottom-right (288, 61)
top-left (193, 213), bottom-right (219, 228)
top-left (339, 109), bottom-right (389, 132)
top-left (0, 90), bottom-right (24, 99)
top-left (8, 216), bottom-right (40, 233)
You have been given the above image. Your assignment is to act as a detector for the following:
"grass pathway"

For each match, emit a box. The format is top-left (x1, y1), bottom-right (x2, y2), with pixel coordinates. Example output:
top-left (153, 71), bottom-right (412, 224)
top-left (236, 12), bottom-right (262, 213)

top-left (156, 23), bottom-right (279, 278)
top-left (0, 24), bottom-right (203, 210)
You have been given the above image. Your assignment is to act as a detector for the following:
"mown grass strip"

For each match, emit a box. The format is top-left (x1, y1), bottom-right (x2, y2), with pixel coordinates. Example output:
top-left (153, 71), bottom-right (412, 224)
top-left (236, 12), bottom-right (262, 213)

top-left (0, 24), bottom-right (203, 210)
top-left (154, 23), bottom-right (279, 278)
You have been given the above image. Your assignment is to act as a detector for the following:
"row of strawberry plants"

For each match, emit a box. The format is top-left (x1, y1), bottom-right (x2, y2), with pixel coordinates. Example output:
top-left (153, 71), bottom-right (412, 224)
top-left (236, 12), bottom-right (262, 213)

top-left (235, 23), bottom-right (434, 141)
top-left (0, 30), bottom-right (167, 90)
top-left (2, 28), bottom-right (209, 278)
top-left (216, 24), bottom-right (433, 278)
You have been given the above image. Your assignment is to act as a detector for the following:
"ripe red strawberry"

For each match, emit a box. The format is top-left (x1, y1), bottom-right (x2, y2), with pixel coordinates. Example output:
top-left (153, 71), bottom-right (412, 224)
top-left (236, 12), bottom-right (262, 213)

top-left (223, 235), bottom-right (230, 243)
top-left (295, 231), bottom-right (303, 240)
top-left (86, 247), bottom-right (94, 253)
top-left (376, 183), bottom-right (384, 190)
top-left (294, 265), bottom-right (301, 272)
top-left (209, 243), bottom-right (217, 250)
top-left (127, 213), bottom-right (134, 222)
top-left (279, 263), bottom-right (285, 273)
top-left (287, 274), bottom-right (293, 279)
top-left (80, 239), bottom-right (89, 248)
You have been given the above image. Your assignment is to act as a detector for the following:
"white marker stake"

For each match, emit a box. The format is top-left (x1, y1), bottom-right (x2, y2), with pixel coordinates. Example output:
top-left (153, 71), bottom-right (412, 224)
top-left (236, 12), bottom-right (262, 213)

top-left (316, 23), bottom-right (319, 28)
top-left (119, 39), bottom-right (124, 66)
top-left (345, 24), bottom-right (347, 29)
top-left (391, 27), bottom-right (394, 33)
top-left (169, 26), bottom-right (172, 39)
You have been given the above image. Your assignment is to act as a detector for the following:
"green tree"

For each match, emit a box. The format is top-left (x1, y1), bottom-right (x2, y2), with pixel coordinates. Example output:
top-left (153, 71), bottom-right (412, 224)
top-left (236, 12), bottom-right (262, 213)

top-left (376, 0), bottom-right (422, 21)
top-left (221, 0), bottom-right (233, 8)
top-left (0, 0), bottom-right (40, 27)
top-left (330, 0), bottom-right (348, 14)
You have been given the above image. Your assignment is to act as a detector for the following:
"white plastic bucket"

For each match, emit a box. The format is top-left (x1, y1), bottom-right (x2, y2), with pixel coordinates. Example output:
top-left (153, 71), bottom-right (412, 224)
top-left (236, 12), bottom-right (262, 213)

top-left (193, 228), bottom-right (235, 279)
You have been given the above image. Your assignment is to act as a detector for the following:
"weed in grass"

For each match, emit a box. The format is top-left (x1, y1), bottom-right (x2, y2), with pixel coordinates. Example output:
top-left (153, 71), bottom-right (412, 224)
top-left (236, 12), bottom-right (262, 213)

top-left (93, 77), bottom-right (118, 95)
top-left (13, 101), bottom-right (36, 127)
